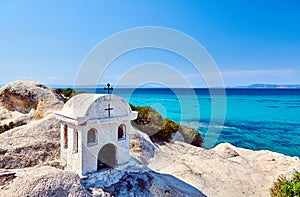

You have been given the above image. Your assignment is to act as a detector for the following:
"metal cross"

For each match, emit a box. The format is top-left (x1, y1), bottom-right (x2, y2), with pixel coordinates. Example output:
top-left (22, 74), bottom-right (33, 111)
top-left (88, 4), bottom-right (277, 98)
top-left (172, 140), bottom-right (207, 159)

top-left (104, 83), bottom-right (113, 94)
top-left (105, 104), bottom-right (113, 117)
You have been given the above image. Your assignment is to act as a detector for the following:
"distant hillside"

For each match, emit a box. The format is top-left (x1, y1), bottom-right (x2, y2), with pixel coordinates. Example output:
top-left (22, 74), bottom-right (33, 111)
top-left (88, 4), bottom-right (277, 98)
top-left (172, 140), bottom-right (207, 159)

top-left (246, 84), bottom-right (300, 89)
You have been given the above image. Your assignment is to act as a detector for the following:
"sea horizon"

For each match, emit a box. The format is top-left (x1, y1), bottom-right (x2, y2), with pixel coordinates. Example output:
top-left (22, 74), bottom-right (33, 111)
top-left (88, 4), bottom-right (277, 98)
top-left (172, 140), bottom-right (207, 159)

top-left (45, 83), bottom-right (300, 89)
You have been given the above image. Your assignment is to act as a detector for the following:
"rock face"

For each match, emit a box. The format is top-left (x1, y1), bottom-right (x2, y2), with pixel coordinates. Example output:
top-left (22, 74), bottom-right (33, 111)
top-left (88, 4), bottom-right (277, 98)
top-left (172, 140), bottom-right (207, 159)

top-left (1, 165), bottom-right (205, 197)
top-left (170, 131), bottom-right (185, 143)
top-left (102, 171), bottom-right (205, 197)
top-left (0, 80), bottom-right (64, 125)
top-left (0, 114), bottom-right (61, 169)
top-left (0, 166), bottom-right (91, 197)
top-left (130, 126), bottom-right (157, 165)
top-left (147, 141), bottom-right (300, 197)
top-left (0, 81), bottom-right (64, 169)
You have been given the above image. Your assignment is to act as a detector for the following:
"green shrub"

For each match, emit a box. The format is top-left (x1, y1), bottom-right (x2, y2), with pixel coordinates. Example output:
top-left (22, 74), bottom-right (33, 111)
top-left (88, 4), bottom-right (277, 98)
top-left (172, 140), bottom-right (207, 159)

top-left (55, 88), bottom-right (63, 94)
top-left (130, 104), bottom-right (164, 137)
top-left (130, 105), bottom-right (153, 125)
top-left (0, 121), bottom-right (25, 134)
top-left (270, 171), bottom-right (300, 197)
top-left (62, 88), bottom-right (74, 98)
top-left (179, 126), bottom-right (203, 147)
top-left (8, 121), bottom-right (16, 129)
top-left (55, 88), bottom-right (85, 102)
top-left (191, 132), bottom-right (203, 147)
top-left (130, 104), bottom-right (203, 146)
top-left (152, 118), bottom-right (180, 142)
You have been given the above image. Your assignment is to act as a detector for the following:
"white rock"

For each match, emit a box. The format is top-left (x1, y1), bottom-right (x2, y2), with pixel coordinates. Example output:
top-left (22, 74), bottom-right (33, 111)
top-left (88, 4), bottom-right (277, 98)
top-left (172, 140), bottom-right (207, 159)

top-left (0, 80), bottom-right (64, 125)
top-left (170, 131), bottom-right (185, 143)
top-left (147, 141), bottom-right (300, 197)
top-left (0, 166), bottom-right (90, 197)
top-left (0, 114), bottom-right (61, 169)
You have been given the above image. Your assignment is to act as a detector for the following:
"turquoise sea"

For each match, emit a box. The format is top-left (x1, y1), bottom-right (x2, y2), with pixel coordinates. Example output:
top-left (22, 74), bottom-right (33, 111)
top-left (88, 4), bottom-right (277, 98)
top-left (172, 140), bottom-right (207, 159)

top-left (82, 88), bottom-right (300, 158)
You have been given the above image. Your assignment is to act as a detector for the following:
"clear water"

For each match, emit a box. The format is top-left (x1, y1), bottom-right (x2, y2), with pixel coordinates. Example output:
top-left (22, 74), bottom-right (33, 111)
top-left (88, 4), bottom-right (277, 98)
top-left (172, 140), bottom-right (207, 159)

top-left (80, 88), bottom-right (300, 158)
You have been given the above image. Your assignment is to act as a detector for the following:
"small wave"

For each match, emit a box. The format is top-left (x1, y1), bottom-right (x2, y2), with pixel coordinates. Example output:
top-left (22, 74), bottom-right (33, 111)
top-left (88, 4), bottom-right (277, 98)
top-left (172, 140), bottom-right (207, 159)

top-left (255, 99), bottom-right (280, 103)
top-left (283, 100), bottom-right (300, 104)
top-left (148, 98), bottom-right (178, 102)
top-left (168, 109), bottom-right (181, 114)
top-left (218, 125), bottom-right (238, 130)
top-left (287, 106), bottom-right (300, 109)
top-left (267, 106), bottom-right (279, 108)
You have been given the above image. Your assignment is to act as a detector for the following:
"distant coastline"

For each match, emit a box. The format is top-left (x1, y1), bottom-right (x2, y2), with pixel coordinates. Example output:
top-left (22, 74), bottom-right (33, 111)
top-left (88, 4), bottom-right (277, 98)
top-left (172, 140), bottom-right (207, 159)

top-left (237, 84), bottom-right (300, 89)
top-left (2, 83), bottom-right (300, 89)
top-left (49, 83), bottom-right (300, 89)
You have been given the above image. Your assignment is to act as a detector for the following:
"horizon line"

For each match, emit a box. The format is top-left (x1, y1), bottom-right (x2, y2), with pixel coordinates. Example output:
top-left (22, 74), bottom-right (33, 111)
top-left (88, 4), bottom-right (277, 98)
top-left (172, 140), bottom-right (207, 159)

top-left (1, 82), bottom-right (300, 89)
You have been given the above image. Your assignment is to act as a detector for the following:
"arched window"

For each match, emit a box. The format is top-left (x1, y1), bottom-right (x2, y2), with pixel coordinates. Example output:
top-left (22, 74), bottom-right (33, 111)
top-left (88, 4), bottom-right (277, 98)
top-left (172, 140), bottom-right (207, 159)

top-left (118, 124), bottom-right (126, 140)
top-left (87, 128), bottom-right (97, 146)
top-left (64, 124), bottom-right (68, 149)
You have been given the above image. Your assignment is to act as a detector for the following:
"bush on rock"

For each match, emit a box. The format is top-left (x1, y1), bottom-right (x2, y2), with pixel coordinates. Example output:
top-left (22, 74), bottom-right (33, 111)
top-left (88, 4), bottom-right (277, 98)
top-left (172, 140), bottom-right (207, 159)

top-left (270, 171), bottom-right (300, 197)
top-left (130, 104), bottom-right (203, 147)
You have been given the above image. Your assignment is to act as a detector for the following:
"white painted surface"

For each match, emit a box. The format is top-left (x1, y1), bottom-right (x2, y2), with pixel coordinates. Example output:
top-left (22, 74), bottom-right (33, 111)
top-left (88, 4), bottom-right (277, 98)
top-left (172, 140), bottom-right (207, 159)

top-left (55, 94), bottom-right (137, 175)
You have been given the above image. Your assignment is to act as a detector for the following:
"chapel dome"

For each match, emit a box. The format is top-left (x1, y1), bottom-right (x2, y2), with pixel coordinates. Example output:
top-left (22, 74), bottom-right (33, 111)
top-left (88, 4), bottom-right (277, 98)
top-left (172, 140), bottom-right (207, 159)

top-left (56, 93), bottom-right (136, 121)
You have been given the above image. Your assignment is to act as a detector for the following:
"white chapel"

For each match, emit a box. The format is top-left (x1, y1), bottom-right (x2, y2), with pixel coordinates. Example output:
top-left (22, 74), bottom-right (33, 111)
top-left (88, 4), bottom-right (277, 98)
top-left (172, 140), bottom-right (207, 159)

top-left (55, 93), bottom-right (138, 175)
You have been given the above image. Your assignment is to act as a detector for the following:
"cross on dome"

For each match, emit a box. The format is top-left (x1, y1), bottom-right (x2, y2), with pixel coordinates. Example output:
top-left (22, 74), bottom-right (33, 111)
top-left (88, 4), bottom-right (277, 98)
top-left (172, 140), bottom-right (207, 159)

top-left (104, 83), bottom-right (113, 94)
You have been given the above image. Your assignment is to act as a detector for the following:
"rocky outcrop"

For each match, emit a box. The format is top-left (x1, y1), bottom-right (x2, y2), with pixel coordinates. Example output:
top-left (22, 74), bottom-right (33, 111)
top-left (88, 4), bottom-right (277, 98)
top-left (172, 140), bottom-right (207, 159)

top-left (0, 80), bottom-right (64, 125)
top-left (147, 141), bottom-right (300, 197)
top-left (130, 126), bottom-right (157, 165)
top-left (102, 171), bottom-right (205, 197)
top-left (0, 114), bottom-right (61, 168)
top-left (170, 131), bottom-right (185, 143)
top-left (0, 166), bottom-right (90, 197)
top-left (0, 81), bottom-right (64, 169)
top-left (1, 165), bottom-right (205, 197)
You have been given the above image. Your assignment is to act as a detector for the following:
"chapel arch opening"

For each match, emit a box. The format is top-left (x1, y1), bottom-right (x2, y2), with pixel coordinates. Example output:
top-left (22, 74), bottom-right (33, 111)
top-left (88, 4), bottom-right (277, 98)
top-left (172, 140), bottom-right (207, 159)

top-left (97, 143), bottom-right (116, 171)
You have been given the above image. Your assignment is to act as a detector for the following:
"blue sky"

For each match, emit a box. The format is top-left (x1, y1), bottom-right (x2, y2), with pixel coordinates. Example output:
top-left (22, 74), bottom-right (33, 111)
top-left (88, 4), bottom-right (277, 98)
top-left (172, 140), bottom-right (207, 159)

top-left (0, 0), bottom-right (299, 87)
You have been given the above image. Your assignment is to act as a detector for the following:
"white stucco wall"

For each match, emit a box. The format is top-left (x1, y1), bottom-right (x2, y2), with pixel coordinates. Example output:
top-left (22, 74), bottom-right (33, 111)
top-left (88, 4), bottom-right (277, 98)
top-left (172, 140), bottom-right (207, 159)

top-left (60, 122), bottom-right (82, 174)
top-left (60, 122), bottom-right (67, 166)
top-left (80, 121), bottom-right (131, 175)
top-left (55, 94), bottom-right (137, 176)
